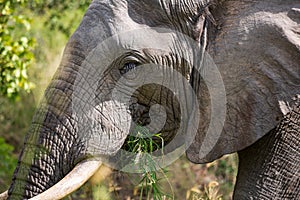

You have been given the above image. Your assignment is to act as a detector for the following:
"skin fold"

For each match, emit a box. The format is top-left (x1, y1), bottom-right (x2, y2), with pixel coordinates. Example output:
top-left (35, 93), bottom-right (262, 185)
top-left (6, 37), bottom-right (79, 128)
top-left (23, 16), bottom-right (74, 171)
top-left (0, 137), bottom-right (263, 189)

top-left (3, 0), bottom-right (300, 199)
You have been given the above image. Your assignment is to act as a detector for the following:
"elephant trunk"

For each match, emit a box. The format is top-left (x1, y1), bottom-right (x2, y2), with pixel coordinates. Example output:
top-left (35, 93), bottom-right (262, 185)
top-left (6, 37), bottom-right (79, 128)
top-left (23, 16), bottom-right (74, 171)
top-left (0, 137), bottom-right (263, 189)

top-left (5, 32), bottom-right (129, 198)
top-left (7, 39), bottom-right (92, 199)
top-left (7, 99), bottom-right (78, 199)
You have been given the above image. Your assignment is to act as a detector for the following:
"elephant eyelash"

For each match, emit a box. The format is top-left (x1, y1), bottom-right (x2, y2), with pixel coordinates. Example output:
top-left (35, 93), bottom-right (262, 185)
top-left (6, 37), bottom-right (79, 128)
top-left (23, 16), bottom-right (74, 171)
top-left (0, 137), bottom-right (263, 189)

top-left (119, 62), bottom-right (139, 75)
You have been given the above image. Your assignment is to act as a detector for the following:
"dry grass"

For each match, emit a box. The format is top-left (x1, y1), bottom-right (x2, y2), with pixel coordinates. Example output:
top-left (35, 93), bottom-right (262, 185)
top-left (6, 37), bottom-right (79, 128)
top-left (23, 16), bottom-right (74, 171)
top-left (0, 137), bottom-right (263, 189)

top-left (67, 154), bottom-right (238, 200)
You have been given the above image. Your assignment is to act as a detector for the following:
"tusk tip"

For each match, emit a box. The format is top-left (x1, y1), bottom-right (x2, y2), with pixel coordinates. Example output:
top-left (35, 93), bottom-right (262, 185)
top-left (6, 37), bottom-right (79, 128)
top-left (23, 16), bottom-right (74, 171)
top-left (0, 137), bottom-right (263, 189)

top-left (0, 191), bottom-right (8, 200)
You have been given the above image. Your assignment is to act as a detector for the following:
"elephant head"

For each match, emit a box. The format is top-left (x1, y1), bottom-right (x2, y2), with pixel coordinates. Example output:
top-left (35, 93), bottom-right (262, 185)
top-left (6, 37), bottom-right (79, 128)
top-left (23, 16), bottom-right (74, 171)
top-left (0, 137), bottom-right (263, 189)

top-left (1, 0), bottom-right (299, 199)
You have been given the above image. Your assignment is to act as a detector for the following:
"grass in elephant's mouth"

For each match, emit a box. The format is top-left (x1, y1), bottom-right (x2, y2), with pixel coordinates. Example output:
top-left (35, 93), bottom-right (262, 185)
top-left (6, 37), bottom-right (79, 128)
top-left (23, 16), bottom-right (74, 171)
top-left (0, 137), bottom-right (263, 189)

top-left (123, 126), bottom-right (173, 200)
top-left (123, 125), bottom-right (164, 152)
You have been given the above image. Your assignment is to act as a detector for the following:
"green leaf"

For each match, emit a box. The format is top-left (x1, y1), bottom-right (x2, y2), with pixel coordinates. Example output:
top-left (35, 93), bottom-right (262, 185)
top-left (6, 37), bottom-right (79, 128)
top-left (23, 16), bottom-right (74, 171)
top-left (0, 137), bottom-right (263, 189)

top-left (0, 0), bottom-right (35, 100)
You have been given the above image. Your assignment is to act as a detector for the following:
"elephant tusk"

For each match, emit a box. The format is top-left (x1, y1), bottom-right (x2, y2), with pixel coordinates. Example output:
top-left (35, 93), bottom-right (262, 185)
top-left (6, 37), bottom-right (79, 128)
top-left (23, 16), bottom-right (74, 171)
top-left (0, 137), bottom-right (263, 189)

top-left (0, 191), bottom-right (8, 200)
top-left (29, 160), bottom-right (102, 200)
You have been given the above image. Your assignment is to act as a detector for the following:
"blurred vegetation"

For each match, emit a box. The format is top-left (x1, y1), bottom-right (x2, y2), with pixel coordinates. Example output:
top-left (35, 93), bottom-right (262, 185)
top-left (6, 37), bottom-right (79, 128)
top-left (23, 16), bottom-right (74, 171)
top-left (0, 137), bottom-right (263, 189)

top-left (0, 0), bottom-right (35, 100)
top-left (0, 137), bottom-right (18, 188)
top-left (0, 0), bottom-right (238, 199)
top-left (28, 0), bottom-right (90, 37)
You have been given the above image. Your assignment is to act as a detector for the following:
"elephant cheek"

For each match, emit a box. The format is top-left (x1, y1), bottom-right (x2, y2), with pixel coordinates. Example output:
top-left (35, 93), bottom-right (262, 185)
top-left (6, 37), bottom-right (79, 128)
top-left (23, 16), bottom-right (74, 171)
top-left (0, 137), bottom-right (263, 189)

top-left (77, 100), bottom-right (132, 156)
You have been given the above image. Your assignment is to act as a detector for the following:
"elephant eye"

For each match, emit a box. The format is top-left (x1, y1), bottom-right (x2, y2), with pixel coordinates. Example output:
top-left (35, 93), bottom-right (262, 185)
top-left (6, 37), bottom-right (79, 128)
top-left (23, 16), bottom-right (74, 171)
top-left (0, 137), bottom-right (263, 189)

top-left (120, 62), bottom-right (138, 75)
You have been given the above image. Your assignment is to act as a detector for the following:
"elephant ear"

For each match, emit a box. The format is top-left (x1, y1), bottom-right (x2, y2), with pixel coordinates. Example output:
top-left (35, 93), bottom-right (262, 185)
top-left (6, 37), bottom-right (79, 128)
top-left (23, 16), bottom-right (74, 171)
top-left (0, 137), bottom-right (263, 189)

top-left (186, 1), bottom-right (300, 163)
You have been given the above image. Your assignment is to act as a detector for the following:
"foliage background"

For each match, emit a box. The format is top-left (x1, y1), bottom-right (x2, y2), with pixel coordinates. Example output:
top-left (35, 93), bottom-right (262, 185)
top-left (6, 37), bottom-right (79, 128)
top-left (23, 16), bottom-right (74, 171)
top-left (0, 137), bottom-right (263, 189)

top-left (0, 1), bottom-right (237, 199)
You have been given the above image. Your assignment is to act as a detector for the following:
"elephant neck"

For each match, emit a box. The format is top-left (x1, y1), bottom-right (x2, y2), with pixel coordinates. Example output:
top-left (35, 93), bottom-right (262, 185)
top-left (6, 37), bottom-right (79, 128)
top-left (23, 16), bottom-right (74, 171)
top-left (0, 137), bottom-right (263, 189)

top-left (234, 98), bottom-right (300, 199)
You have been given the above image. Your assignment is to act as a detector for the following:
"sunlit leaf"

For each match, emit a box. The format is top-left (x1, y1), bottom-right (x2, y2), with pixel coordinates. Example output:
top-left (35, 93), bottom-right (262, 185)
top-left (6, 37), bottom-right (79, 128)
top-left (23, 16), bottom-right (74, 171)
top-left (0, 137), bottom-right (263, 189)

top-left (0, 0), bottom-right (35, 100)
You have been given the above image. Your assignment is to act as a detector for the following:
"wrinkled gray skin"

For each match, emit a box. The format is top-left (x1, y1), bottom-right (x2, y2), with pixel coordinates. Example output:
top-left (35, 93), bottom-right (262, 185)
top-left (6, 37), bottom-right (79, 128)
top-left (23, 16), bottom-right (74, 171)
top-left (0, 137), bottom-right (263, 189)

top-left (6, 0), bottom-right (300, 199)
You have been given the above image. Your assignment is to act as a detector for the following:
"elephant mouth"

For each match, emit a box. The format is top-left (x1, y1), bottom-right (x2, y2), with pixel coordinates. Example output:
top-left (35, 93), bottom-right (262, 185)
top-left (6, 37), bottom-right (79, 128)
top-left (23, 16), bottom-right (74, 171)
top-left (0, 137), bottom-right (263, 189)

top-left (123, 84), bottom-right (182, 152)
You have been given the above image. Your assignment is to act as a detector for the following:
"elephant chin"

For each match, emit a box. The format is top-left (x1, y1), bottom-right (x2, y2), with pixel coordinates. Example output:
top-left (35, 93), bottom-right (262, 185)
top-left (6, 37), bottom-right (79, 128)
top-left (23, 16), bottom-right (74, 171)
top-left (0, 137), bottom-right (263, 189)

top-left (0, 160), bottom-right (102, 200)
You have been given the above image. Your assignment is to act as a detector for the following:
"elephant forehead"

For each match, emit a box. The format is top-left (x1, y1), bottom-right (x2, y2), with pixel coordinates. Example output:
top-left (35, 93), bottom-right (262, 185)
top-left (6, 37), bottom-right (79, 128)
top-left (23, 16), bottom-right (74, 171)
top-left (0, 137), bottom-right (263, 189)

top-left (126, 0), bottom-right (207, 23)
top-left (76, 0), bottom-right (209, 49)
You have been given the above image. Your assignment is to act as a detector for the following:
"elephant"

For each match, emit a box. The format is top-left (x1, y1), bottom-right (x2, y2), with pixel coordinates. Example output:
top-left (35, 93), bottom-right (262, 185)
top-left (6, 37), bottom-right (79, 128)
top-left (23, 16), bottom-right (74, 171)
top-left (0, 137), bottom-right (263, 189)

top-left (0, 0), bottom-right (299, 199)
